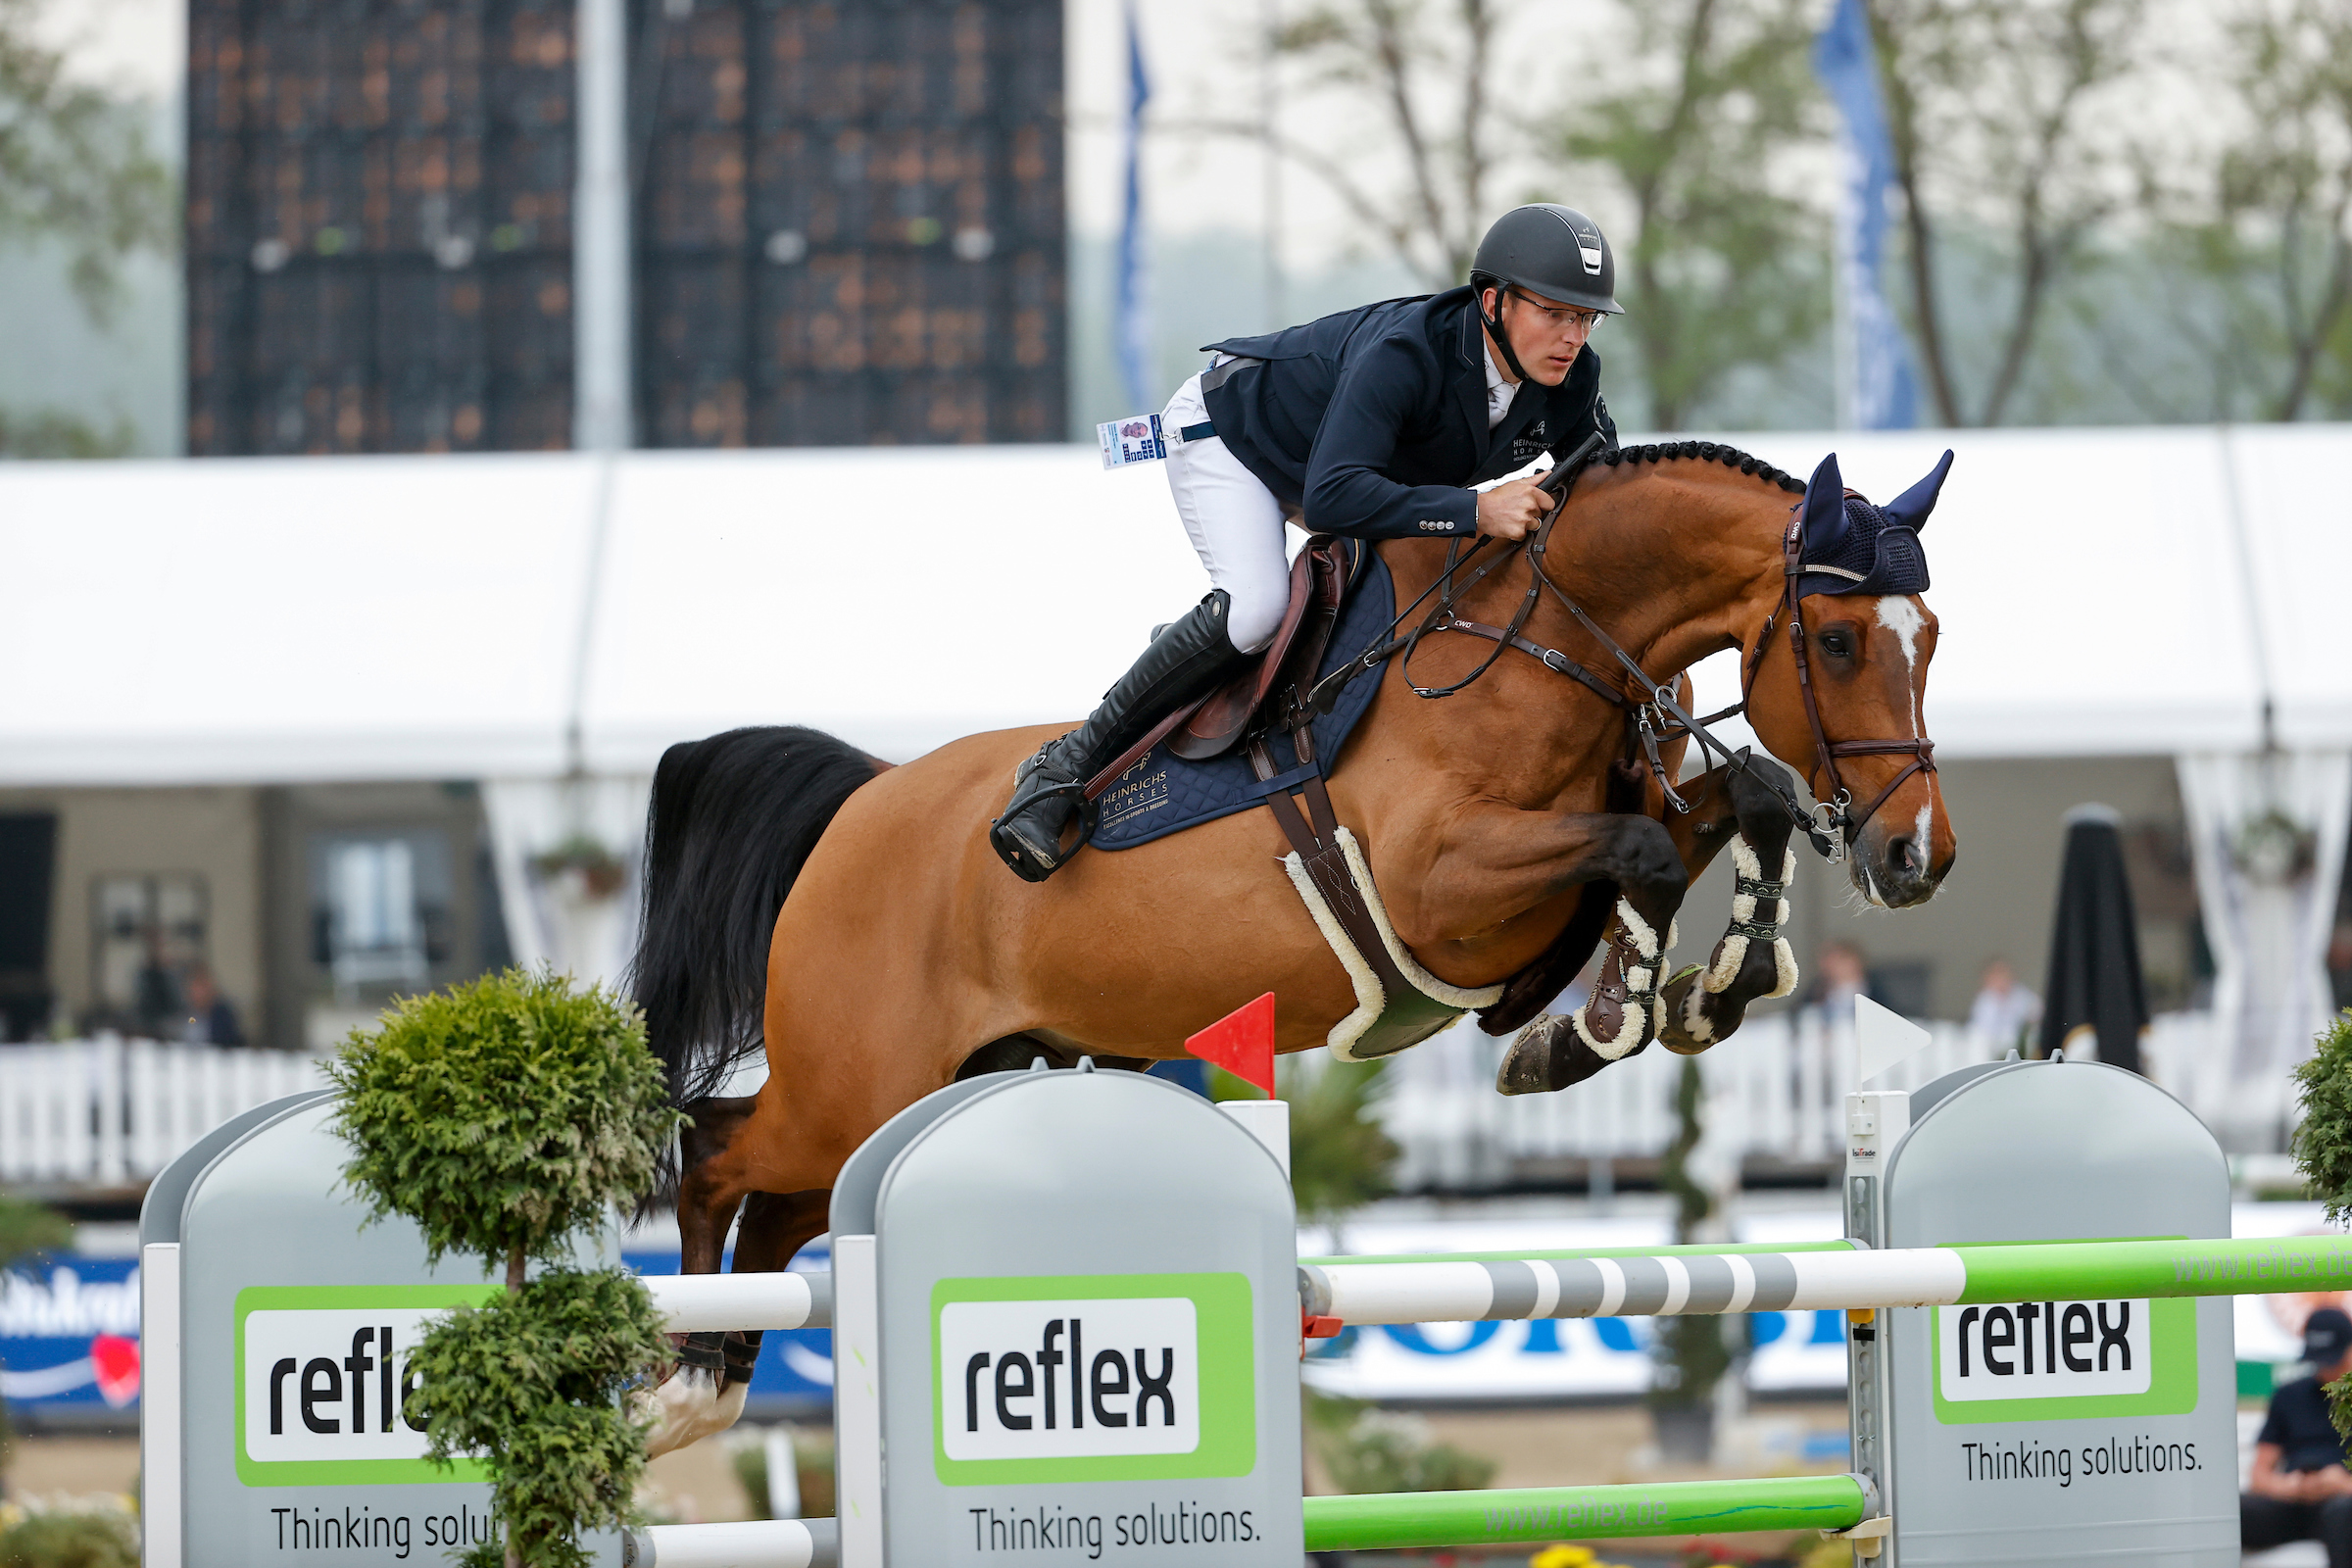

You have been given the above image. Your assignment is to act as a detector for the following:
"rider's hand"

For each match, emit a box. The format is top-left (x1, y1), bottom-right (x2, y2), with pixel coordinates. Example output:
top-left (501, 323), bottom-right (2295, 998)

top-left (1475, 478), bottom-right (1555, 541)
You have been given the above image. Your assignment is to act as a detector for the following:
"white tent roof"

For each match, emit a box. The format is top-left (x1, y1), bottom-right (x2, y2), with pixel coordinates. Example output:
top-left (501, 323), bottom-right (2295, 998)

top-left (2, 425), bottom-right (2341, 787)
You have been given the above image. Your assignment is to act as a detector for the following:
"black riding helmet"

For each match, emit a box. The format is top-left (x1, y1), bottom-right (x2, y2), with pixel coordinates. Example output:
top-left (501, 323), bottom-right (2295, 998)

top-left (1469, 204), bottom-right (1622, 380)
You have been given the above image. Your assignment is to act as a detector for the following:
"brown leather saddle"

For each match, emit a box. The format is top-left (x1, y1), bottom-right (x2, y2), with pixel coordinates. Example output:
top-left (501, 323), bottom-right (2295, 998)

top-left (1083, 536), bottom-right (1359, 798)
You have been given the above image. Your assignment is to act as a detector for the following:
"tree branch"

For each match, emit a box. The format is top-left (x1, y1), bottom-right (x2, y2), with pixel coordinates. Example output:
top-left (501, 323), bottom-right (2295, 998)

top-left (1365, 0), bottom-right (1458, 284)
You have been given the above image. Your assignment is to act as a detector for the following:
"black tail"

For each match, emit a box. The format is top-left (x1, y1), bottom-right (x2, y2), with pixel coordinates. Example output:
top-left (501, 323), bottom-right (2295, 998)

top-left (631, 725), bottom-right (887, 1171)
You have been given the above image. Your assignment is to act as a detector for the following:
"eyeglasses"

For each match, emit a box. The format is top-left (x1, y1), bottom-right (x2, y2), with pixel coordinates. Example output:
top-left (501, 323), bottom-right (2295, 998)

top-left (1503, 287), bottom-right (1603, 333)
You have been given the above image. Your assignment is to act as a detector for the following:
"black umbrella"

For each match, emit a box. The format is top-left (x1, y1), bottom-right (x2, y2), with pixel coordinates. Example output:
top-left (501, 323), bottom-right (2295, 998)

top-left (2039, 804), bottom-right (2149, 1072)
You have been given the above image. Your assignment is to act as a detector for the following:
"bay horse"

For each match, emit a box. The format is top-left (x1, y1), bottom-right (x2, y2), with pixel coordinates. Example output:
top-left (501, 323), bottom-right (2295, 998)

top-left (629, 441), bottom-right (1956, 1451)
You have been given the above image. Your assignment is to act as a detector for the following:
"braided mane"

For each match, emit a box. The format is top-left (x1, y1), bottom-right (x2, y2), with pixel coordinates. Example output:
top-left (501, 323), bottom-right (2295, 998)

top-left (1595, 438), bottom-right (1806, 495)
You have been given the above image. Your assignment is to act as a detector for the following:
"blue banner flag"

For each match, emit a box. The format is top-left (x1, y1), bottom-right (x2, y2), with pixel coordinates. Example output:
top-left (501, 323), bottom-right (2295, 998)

top-left (1115, 2), bottom-right (1154, 414)
top-left (1814, 0), bottom-right (1918, 429)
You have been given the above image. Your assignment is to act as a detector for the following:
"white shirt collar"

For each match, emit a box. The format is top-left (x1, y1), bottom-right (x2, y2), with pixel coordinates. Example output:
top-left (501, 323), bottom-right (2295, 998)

top-left (1482, 332), bottom-right (1519, 430)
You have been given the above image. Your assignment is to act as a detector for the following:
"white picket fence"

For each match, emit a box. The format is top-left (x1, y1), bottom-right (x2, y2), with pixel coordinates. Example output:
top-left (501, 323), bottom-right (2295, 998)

top-left (0, 1012), bottom-right (2249, 1193)
top-left (0, 1036), bottom-right (330, 1187)
top-left (1377, 1007), bottom-right (2241, 1190)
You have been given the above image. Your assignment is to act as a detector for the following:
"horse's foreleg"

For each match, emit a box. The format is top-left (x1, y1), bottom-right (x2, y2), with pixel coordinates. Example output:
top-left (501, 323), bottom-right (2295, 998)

top-left (1657, 760), bottom-right (1803, 1054)
top-left (1390, 806), bottom-right (1689, 1098)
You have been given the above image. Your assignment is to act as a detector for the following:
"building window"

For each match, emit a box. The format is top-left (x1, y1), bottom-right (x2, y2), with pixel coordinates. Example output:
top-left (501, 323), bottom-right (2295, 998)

top-left (91, 873), bottom-right (210, 1036)
top-left (309, 831), bottom-right (452, 1003)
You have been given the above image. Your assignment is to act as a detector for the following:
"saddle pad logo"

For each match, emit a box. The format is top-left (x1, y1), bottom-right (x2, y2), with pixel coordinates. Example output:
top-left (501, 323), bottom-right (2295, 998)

top-left (932, 1272), bottom-right (1254, 1485)
top-left (234, 1285), bottom-right (497, 1486)
top-left (1932, 1297), bottom-right (2195, 1424)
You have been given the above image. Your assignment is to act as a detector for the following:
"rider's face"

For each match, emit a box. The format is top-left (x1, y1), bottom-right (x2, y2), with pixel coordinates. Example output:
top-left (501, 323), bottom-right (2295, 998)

top-left (1488, 285), bottom-right (1597, 386)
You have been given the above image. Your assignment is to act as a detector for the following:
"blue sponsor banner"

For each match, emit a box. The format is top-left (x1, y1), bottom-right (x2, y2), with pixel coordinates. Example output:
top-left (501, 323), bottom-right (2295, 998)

top-left (1303, 1307), bottom-right (1850, 1401)
top-left (0, 1254), bottom-right (144, 1416)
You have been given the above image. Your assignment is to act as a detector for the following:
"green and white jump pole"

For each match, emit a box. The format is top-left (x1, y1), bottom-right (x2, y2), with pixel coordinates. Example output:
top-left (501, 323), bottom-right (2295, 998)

top-left (1297, 1233), bottom-right (2352, 1326)
top-left (633, 1229), bottom-right (2352, 1336)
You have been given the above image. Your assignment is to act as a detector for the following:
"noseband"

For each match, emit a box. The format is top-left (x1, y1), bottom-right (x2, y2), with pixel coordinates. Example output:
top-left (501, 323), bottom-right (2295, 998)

top-left (1301, 436), bottom-right (1936, 863)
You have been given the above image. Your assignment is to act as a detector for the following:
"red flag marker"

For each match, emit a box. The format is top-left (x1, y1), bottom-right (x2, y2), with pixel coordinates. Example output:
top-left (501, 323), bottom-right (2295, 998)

top-left (1186, 992), bottom-right (1277, 1098)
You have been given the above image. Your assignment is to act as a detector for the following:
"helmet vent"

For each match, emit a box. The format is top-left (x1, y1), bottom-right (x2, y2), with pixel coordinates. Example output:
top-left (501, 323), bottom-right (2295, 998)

top-left (1578, 243), bottom-right (1602, 274)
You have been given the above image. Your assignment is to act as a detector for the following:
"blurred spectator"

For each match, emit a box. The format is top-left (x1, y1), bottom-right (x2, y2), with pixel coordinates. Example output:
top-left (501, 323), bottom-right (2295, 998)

top-left (1967, 958), bottom-right (2041, 1052)
top-left (2243, 1307), bottom-right (2352, 1565)
top-left (179, 963), bottom-right (246, 1047)
top-left (133, 935), bottom-right (179, 1037)
top-left (1805, 940), bottom-right (1868, 1018)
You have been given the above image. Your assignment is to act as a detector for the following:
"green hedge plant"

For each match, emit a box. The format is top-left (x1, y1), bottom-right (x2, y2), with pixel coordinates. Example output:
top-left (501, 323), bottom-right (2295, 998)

top-left (326, 968), bottom-right (682, 1568)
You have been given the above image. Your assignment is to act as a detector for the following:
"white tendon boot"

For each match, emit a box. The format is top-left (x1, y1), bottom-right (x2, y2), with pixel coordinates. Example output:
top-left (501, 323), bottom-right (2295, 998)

top-left (1663, 836), bottom-right (1798, 1054)
top-left (1570, 899), bottom-right (1675, 1060)
top-left (637, 1365), bottom-right (749, 1457)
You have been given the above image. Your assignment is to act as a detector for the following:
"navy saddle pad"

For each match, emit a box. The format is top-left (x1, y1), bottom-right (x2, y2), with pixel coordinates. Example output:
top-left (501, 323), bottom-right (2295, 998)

top-left (1092, 550), bottom-right (1394, 852)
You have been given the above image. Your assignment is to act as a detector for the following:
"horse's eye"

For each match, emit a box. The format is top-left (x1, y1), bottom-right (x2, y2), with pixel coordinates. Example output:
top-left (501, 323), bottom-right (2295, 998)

top-left (1823, 632), bottom-right (1851, 658)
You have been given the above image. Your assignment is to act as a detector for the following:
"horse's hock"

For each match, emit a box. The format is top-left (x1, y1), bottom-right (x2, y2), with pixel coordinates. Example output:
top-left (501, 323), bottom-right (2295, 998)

top-left (142, 1045), bottom-right (2308, 1567)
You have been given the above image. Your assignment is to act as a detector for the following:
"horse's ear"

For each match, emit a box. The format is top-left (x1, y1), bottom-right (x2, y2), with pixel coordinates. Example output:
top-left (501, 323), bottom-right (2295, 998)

top-left (1800, 453), bottom-right (1846, 547)
top-left (1881, 449), bottom-right (1956, 534)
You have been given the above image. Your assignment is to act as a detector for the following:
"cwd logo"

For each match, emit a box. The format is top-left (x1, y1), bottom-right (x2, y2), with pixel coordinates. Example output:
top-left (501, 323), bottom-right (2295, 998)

top-left (235, 1285), bottom-right (498, 1486)
top-left (931, 1273), bottom-right (1256, 1486)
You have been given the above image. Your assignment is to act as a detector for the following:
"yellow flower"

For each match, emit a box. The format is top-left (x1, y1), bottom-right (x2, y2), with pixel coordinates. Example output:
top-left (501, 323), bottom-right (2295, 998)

top-left (1531, 1547), bottom-right (1597, 1568)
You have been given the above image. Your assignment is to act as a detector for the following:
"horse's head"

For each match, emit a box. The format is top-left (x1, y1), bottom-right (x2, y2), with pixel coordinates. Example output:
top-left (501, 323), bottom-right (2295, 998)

top-left (1746, 451), bottom-right (1957, 908)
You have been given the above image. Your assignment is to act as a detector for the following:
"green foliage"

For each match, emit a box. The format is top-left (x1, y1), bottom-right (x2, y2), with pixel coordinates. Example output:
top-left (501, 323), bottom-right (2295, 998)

top-left (0, 0), bottom-right (174, 325)
top-left (1873, 0), bottom-right (2150, 426)
top-left (325, 967), bottom-right (681, 1276)
top-left (0, 406), bottom-right (136, 458)
top-left (1212, 1055), bottom-right (1399, 1228)
top-left (0, 1508), bottom-right (140, 1568)
top-left (1282, 1056), bottom-right (1398, 1227)
top-left (2140, 0), bottom-right (2352, 421)
top-left (2293, 1012), bottom-right (2352, 1223)
top-left (327, 970), bottom-right (683, 1568)
top-left (0, 1192), bottom-right (72, 1462)
top-left (1553, 0), bottom-right (1828, 430)
top-left (405, 1271), bottom-right (668, 1568)
top-left (1651, 1059), bottom-right (1731, 1414)
top-left (0, 1192), bottom-right (71, 1268)
top-left (1302, 1389), bottom-right (1495, 1494)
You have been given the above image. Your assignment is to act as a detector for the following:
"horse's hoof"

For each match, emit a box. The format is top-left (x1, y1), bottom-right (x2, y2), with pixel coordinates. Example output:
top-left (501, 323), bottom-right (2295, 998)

top-left (1657, 964), bottom-right (1714, 1055)
top-left (1495, 1013), bottom-right (1640, 1096)
top-left (638, 1366), bottom-right (749, 1457)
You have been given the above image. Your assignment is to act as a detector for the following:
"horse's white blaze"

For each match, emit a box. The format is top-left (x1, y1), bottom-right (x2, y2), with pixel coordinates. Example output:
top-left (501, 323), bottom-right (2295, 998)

top-left (1876, 595), bottom-right (1927, 739)
top-left (1875, 595), bottom-right (1925, 668)
top-left (1869, 597), bottom-right (1935, 864)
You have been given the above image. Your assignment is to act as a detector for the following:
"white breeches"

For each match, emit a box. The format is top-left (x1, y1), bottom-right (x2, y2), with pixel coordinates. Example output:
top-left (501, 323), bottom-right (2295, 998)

top-left (1162, 370), bottom-right (1291, 654)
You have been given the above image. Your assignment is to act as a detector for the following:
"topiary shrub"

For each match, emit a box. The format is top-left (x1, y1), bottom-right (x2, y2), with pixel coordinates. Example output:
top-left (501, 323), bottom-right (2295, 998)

top-left (326, 968), bottom-right (682, 1568)
top-left (2292, 1011), bottom-right (2352, 1439)
top-left (2294, 1012), bottom-right (2352, 1222)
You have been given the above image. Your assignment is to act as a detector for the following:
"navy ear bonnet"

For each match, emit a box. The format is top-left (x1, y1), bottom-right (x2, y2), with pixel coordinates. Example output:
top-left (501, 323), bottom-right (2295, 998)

top-left (1793, 449), bottom-right (1953, 599)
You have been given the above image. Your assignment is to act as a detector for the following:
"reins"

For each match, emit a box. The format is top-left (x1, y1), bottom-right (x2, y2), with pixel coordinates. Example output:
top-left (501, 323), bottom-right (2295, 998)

top-left (1298, 438), bottom-right (1934, 864)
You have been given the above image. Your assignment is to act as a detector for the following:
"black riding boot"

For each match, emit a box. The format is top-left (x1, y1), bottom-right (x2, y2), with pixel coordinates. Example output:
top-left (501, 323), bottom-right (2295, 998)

top-left (991, 591), bottom-right (1248, 882)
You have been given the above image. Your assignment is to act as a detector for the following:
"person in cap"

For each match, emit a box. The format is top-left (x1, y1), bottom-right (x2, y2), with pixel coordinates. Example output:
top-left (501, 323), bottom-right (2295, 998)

top-left (2244, 1305), bottom-right (2352, 1565)
top-left (992, 204), bottom-right (1624, 880)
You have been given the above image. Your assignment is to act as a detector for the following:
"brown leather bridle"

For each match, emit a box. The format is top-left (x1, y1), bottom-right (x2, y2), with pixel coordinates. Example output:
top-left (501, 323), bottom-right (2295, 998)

top-left (1302, 436), bottom-right (1937, 864)
top-left (1750, 497), bottom-right (1938, 854)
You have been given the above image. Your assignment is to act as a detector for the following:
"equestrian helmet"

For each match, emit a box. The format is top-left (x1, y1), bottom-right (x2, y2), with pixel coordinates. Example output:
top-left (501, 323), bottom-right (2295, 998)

top-left (1470, 205), bottom-right (1623, 315)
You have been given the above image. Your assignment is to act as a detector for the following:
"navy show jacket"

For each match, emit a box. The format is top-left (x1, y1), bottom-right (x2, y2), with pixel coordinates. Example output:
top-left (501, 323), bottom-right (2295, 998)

top-left (1198, 284), bottom-right (1618, 541)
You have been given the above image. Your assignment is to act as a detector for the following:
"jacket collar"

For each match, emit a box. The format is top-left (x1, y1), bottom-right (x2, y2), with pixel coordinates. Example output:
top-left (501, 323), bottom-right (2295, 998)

top-left (1452, 300), bottom-right (1498, 451)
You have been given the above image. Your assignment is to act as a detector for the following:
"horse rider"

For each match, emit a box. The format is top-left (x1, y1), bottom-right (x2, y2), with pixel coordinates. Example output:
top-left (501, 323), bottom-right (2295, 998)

top-left (991, 203), bottom-right (1625, 881)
